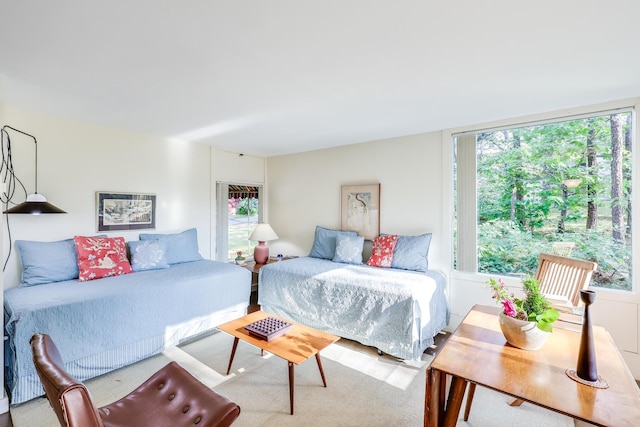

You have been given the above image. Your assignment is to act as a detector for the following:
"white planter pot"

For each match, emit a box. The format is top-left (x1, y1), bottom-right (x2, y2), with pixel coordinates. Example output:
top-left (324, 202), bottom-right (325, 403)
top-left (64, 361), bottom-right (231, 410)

top-left (498, 311), bottom-right (550, 350)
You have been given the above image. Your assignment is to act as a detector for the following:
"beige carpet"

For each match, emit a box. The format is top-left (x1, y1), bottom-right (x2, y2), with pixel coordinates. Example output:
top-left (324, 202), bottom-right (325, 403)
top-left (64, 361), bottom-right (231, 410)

top-left (10, 331), bottom-right (574, 426)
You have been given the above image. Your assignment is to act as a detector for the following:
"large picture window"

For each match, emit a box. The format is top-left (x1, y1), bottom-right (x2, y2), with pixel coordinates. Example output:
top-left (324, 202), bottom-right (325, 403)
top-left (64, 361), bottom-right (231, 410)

top-left (454, 108), bottom-right (634, 291)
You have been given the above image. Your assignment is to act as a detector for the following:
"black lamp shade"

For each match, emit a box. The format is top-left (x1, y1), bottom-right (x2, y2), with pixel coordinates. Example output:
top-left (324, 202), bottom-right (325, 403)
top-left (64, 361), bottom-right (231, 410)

top-left (3, 194), bottom-right (66, 214)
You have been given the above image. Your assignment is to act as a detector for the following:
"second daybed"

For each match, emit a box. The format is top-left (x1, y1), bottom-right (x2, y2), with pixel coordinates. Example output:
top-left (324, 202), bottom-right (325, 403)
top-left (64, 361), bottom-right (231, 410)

top-left (4, 229), bottom-right (251, 404)
top-left (259, 227), bottom-right (449, 360)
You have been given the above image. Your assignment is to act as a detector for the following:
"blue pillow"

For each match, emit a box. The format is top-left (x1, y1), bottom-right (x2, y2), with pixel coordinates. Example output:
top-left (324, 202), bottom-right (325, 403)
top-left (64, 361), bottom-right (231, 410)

top-left (16, 239), bottom-right (79, 286)
top-left (390, 233), bottom-right (432, 272)
top-left (128, 239), bottom-right (170, 272)
top-left (139, 228), bottom-right (202, 265)
top-left (333, 235), bottom-right (365, 264)
top-left (309, 226), bottom-right (358, 260)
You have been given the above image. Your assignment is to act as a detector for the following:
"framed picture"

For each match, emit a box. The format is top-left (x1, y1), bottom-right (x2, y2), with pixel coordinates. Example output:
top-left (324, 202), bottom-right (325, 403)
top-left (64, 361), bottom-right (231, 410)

top-left (97, 192), bottom-right (156, 232)
top-left (341, 184), bottom-right (380, 240)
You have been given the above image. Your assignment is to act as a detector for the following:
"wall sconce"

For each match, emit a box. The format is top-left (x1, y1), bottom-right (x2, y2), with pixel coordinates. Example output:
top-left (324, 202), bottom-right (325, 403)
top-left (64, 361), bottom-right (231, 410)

top-left (249, 223), bottom-right (279, 264)
top-left (1, 126), bottom-right (66, 214)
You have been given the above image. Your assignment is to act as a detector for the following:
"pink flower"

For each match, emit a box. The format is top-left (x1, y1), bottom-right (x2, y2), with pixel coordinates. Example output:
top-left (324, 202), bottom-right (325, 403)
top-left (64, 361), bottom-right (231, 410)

top-left (502, 300), bottom-right (517, 317)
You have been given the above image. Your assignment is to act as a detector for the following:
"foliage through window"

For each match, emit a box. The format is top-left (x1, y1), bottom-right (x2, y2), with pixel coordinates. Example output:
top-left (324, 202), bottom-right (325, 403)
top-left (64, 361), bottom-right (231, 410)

top-left (227, 185), bottom-right (259, 260)
top-left (454, 109), bottom-right (634, 291)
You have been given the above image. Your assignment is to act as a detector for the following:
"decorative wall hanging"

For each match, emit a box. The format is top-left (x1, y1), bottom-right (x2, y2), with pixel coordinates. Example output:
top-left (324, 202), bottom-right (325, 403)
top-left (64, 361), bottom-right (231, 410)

top-left (97, 192), bottom-right (156, 231)
top-left (341, 183), bottom-right (380, 240)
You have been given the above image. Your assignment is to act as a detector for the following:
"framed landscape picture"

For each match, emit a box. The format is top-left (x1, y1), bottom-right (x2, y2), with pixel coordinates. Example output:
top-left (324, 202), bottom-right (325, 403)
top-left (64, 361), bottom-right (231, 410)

top-left (341, 183), bottom-right (380, 240)
top-left (97, 192), bottom-right (156, 231)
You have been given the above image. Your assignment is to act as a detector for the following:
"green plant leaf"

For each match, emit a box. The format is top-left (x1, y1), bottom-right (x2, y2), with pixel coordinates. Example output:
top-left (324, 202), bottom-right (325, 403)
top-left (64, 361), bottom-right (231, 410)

top-left (535, 309), bottom-right (560, 332)
top-left (536, 320), bottom-right (553, 333)
top-left (538, 309), bottom-right (560, 323)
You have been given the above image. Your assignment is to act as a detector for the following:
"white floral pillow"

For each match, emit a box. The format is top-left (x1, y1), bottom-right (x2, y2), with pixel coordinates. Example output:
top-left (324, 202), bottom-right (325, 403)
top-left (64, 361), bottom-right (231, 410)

top-left (127, 239), bottom-right (170, 272)
top-left (332, 235), bottom-right (365, 264)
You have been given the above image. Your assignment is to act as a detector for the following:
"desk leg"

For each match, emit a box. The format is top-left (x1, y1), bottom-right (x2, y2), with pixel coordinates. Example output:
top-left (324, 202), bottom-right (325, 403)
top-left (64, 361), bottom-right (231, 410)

top-left (463, 382), bottom-right (476, 421)
top-left (288, 361), bottom-right (295, 415)
top-left (442, 376), bottom-right (467, 427)
top-left (226, 337), bottom-right (239, 375)
top-left (424, 367), bottom-right (442, 427)
top-left (315, 353), bottom-right (328, 387)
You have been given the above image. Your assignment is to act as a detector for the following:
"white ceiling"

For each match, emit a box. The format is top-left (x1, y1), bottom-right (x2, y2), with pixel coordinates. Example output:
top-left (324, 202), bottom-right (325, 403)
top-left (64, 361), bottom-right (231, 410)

top-left (1, 1), bottom-right (639, 157)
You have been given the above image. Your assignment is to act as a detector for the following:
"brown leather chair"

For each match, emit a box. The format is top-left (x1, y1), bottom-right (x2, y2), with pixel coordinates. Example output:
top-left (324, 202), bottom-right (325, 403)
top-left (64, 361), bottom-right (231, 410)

top-left (31, 333), bottom-right (240, 427)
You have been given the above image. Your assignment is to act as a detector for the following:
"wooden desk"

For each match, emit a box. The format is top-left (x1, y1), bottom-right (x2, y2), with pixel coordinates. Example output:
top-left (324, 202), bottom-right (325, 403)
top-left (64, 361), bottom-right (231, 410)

top-left (424, 304), bottom-right (640, 427)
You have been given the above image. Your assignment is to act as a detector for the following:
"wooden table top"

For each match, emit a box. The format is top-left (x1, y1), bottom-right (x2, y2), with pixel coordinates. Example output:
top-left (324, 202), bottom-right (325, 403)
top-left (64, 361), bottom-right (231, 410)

top-left (217, 311), bottom-right (340, 365)
top-left (431, 305), bottom-right (640, 426)
top-left (240, 256), bottom-right (297, 274)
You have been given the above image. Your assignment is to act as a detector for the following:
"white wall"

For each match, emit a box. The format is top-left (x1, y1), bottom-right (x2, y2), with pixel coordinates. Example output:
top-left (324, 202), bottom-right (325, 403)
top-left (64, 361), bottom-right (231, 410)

top-left (2, 107), bottom-right (212, 289)
top-left (0, 96), bottom-right (9, 413)
top-left (267, 132), bottom-right (446, 271)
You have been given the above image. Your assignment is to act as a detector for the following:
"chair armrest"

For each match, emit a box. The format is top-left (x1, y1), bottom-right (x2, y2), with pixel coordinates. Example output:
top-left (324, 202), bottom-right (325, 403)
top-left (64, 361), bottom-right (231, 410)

top-left (60, 385), bottom-right (105, 427)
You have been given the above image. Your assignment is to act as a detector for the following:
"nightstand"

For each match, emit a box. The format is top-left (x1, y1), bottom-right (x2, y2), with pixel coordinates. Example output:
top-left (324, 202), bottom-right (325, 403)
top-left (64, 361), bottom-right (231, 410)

top-left (239, 256), bottom-right (297, 312)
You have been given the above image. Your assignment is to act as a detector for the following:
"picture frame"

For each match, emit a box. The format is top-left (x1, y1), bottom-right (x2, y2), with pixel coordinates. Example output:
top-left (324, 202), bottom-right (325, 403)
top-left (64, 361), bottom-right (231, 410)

top-left (96, 192), bottom-right (156, 232)
top-left (341, 184), bottom-right (380, 240)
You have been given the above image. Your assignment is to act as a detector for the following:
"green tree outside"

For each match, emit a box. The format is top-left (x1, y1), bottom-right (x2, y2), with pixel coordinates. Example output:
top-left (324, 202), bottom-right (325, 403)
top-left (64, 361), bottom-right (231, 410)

top-left (473, 112), bottom-right (632, 290)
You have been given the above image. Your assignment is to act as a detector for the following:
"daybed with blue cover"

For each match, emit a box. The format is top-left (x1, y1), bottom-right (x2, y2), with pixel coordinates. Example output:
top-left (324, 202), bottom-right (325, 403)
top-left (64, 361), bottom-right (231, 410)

top-left (259, 227), bottom-right (449, 360)
top-left (4, 228), bottom-right (251, 405)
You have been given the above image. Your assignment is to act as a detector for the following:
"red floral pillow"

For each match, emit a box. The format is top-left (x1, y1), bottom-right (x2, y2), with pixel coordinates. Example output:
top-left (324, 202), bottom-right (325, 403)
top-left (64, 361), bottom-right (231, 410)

top-left (74, 236), bottom-right (133, 282)
top-left (366, 235), bottom-right (398, 268)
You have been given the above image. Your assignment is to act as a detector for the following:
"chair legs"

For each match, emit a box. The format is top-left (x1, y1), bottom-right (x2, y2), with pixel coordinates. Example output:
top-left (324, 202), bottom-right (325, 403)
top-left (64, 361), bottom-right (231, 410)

top-left (509, 398), bottom-right (524, 406)
top-left (463, 382), bottom-right (523, 421)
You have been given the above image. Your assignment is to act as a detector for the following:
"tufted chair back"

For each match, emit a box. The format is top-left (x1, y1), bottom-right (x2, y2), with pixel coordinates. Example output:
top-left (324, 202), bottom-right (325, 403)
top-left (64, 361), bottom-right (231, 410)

top-left (31, 333), bottom-right (240, 427)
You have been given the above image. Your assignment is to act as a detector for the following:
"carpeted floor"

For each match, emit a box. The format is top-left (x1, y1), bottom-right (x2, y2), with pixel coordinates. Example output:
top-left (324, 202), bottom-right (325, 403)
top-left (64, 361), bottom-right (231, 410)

top-left (10, 331), bottom-right (574, 426)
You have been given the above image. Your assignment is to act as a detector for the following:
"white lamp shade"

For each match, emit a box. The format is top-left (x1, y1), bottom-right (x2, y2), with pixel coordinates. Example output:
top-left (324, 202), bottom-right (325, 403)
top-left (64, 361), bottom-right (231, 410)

top-left (249, 223), bottom-right (278, 242)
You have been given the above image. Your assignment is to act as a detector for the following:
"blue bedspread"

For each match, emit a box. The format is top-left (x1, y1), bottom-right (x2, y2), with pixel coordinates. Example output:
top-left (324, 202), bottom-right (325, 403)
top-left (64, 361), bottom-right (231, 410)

top-left (259, 257), bottom-right (449, 360)
top-left (4, 259), bottom-right (251, 404)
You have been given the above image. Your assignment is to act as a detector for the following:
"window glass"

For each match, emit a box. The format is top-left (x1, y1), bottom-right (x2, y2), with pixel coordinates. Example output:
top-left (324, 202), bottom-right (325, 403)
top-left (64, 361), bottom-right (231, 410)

top-left (216, 183), bottom-right (262, 261)
top-left (227, 185), bottom-right (259, 260)
top-left (454, 110), bottom-right (634, 291)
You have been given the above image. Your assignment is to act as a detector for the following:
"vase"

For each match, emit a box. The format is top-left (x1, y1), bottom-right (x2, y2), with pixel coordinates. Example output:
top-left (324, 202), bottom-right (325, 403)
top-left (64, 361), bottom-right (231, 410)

top-left (577, 290), bottom-right (598, 381)
top-left (498, 311), bottom-right (550, 350)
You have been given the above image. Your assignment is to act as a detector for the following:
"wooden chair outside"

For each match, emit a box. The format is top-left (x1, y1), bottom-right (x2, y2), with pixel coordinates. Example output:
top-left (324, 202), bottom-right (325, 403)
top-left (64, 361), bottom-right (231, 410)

top-left (463, 253), bottom-right (598, 421)
top-left (536, 252), bottom-right (597, 309)
top-left (550, 241), bottom-right (575, 257)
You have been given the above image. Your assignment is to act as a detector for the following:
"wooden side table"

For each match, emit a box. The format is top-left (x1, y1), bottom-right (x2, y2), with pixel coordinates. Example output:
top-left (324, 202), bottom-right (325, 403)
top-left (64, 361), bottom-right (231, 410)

top-left (239, 256), bottom-right (297, 311)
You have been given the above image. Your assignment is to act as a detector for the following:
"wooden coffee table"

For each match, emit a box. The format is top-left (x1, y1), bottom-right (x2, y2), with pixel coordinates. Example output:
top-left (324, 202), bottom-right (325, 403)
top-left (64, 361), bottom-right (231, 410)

top-left (217, 311), bottom-right (340, 414)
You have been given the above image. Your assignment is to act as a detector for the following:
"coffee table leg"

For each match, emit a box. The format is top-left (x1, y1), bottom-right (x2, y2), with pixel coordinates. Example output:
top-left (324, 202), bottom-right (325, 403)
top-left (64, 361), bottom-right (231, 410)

top-left (226, 337), bottom-right (239, 375)
top-left (315, 353), bottom-right (327, 387)
top-left (288, 361), bottom-right (295, 415)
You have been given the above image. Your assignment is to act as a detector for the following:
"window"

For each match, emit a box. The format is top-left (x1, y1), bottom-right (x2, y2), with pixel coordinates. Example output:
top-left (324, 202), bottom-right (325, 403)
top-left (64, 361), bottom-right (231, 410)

top-left (454, 109), bottom-right (634, 291)
top-left (216, 183), bottom-right (263, 261)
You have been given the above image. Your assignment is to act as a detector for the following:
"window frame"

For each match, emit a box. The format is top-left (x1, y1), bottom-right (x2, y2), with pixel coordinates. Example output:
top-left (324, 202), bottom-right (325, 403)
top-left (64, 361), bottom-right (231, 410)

top-left (444, 99), bottom-right (639, 302)
top-left (215, 182), bottom-right (264, 262)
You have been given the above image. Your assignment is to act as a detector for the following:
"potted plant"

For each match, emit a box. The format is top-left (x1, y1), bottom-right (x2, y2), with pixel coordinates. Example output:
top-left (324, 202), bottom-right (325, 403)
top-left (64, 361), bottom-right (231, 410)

top-left (235, 251), bottom-right (246, 265)
top-left (487, 277), bottom-right (560, 350)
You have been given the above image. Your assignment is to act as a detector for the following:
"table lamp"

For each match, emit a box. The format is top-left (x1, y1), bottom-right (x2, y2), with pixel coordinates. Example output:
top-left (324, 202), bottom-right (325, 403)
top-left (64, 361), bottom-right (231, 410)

top-left (249, 223), bottom-right (279, 264)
